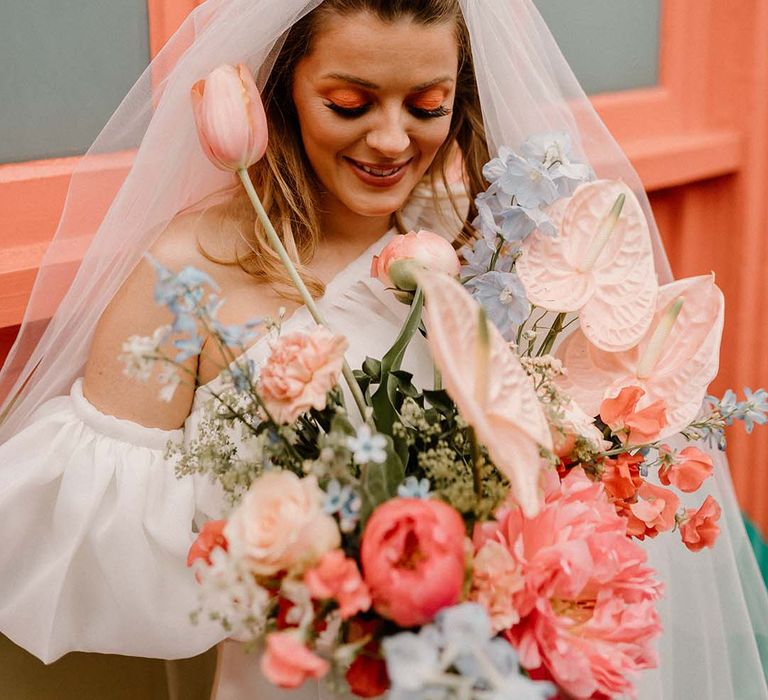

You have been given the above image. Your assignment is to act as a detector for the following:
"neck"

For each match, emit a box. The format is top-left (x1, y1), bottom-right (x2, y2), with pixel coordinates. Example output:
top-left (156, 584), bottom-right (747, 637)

top-left (319, 194), bottom-right (394, 247)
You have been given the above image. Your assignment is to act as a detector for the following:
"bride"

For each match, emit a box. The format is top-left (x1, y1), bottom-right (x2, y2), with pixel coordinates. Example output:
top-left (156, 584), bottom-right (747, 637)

top-left (1, 0), bottom-right (766, 698)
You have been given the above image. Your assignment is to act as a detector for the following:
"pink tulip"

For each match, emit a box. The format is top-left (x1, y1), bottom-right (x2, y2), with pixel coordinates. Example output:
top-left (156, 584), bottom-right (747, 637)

top-left (371, 230), bottom-right (460, 293)
top-left (191, 63), bottom-right (268, 171)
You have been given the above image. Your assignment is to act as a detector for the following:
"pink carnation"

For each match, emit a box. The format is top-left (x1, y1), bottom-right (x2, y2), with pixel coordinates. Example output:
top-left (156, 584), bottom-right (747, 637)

top-left (472, 468), bottom-right (663, 699)
top-left (261, 631), bottom-right (329, 688)
top-left (259, 327), bottom-right (348, 424)
top-left (361, 498), bottom-right (466, 627)
top-left (304, 550), bottom-right (372, 619)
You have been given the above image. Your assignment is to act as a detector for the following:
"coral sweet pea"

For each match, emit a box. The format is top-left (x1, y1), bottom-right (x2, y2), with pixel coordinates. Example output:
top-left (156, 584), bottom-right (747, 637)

top-left (191, 63), bottom-right (268, 171)
top-left (659, 445), bottom-right (714, 493)
top-left (680, 495), bottom-right (721, 552)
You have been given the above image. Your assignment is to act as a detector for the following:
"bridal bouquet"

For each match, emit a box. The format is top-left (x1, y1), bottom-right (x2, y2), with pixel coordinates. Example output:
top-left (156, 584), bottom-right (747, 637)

top-left (123, 64), bottom-right (767, 699)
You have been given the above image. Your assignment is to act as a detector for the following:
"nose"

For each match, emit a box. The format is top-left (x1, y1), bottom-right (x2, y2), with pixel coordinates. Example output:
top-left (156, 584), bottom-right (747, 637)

top-left (365, 108), bottom-right (410, 158)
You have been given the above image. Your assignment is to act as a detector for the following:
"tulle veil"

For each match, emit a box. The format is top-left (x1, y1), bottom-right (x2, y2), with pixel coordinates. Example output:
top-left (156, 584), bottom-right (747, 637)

top-left (0, 0), bottom-right (765, 696)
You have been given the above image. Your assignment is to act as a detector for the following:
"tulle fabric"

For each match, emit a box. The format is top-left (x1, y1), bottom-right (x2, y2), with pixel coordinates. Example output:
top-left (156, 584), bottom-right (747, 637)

top-left (0, 0), bottom-right (765, 697)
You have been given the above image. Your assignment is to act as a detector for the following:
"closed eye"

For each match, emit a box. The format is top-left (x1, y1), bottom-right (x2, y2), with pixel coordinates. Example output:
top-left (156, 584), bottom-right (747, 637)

top-left (408, 104), bottom-right (452, 120)
top-left (324, 101), bottom-right (371, 118)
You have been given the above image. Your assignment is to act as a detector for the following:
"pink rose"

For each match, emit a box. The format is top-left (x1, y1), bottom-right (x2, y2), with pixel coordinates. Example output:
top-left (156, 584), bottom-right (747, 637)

top-left (626, 482), bottom-right (680, 539)
top-left (680, 495), bottom-right (721, 552)
top-left (225, 471), bottom-right (340, 576)
top-left (261, 631), bottom-right (329, 688)
top-left (600, 385), bottom-right (667, 444)
top-left (259, 327), bottom-right (348, 424)
top-left (191, 64), bottom-right (268, 172)
top-left (304, 550), bottom-right (372, 619)
top-left (659, 445), bottom-right (714, 493)
top-left (360, 498), bottom-right (466, 627)
top-left (371, 230), bottom-right (460, 293)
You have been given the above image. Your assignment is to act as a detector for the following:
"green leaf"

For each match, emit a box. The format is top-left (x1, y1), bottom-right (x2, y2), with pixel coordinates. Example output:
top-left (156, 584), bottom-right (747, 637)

top-left (330, 413), bottom-right (357, 437)
top-left (423, 389), bottom-right (455, 414)
top-left (359, 436), bottom-right (405, 524)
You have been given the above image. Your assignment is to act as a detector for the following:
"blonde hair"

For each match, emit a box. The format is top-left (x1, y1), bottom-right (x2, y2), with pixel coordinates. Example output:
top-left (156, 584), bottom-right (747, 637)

top-left (201, 0), bottom-right (489, 301)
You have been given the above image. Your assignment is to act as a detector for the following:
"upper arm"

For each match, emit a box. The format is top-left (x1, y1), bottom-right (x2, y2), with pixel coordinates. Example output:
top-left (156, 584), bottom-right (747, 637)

top-left (83, 246), bottom-right (199, 431)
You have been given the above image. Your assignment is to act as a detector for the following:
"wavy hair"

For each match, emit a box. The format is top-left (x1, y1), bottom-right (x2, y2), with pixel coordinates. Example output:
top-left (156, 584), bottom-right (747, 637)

top-left (201, 0), bottom-right (488, 300)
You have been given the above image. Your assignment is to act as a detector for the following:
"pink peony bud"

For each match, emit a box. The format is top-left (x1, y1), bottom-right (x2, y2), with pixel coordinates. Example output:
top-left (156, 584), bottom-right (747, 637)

top-left (360, 498), bottom-right (466, 627)
top-left (191, 63), bottom-right (268, 171)
top-left (680, 495), bottom-right (721, 552)
top-left (371, 230), bottom-right (460, 294)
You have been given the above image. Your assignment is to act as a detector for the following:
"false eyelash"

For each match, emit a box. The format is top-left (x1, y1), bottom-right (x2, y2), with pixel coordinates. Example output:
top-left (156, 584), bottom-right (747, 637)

top-left (324, 102), bottom-right (371, 118)
top-left (408, 105), bottom-right (452, 119)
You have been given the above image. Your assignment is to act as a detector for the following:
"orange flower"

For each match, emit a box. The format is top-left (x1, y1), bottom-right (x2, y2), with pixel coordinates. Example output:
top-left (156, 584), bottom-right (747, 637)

top-left (191, 63), bottom-right (268, 171)
top-left (601, 452), bottom-right (644, 500)
top-left (680, 496), bottom-right (721, 552)
top-left (600, 385), bottom-right (667, 444)
top-left (187, 519), bottom-right (228, 567)
top-left (626, 483), bottom-right (680, 539)
top-left (659, 445), bottom-right (713, 493)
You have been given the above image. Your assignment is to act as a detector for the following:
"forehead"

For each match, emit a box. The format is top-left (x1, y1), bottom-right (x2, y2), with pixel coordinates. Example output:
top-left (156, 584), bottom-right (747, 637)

top-left (299, 12), bottom-right (459, 89)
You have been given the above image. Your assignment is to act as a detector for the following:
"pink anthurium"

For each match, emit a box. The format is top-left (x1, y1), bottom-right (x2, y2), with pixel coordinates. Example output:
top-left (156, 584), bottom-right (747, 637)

top-left (191, 63), bottom-right (268, 171)
top-left (557, 275), bottom-right (724, 440)
top-left (516, 180), bottom-right (658, 352)
top-left (417, 270), bottom-right (553, 517)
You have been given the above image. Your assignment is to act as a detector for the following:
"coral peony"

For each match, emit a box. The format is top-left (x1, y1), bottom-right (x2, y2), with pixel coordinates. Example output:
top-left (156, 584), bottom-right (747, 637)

top-left (261, 631), bottom-right (329, 688)
top-left (225, 471), bottom-right (340, 576)
top-left (360, 498), bottom-right (466, 627)
top-left (472, 468), bottom-right (662, 699)
top-left (304, 550), bottom-right (372, 620)
top-left (600, 385), bottom-right (667, 444)
top-left (371, 229), bottom-right (460, 293)
top-left (659, 445), bottom-right (713, 493)
top-left (259, 327), bottom-right (348, 424)
top-left (191, 64), bottom-right (268, 172)
top-left (680, 495), bottom-right (721, 552)
top-left (187, 519), bottom-right (228, 567)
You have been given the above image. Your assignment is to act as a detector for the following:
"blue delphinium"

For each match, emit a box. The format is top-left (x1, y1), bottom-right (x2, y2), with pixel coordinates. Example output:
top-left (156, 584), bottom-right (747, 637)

top-left (465, 271), bottom-right (531, 341)
top-left (382, 603), bottom-right (554, 699)
top-left (740, 388), bottom-right (768, 433)
top-left (323, 479), bottom-right (362, 533)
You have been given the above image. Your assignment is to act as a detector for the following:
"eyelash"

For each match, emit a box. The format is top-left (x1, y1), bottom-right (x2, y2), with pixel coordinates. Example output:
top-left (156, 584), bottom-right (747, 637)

top-left (324, 102), bottom-right (452, 120)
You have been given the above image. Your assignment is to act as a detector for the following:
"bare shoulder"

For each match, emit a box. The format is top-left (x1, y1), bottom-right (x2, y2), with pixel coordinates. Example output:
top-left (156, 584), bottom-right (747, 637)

top-left (83, 206), bottom-right (290, 428)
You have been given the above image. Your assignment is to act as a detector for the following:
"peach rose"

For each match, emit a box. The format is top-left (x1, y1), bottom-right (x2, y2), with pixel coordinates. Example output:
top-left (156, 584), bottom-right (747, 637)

top-left (659, 445), bottom-right (714, 493)
top-left (261, 631), bottom-right (329, 688)
top-left (225, 471), bottom-right (340, 576)
top-left (371, 229), bottom-right (460, 292)
top-left (259, 327), bottom-right (348, 424)
top-left (680, 495), bottom-right (721, 552)
top-left (360, 498), bottom-right (466, 627)
top-left (304, 550), bottom-right (371, 619)
top-left (600, 385), bottom-right (667, 444)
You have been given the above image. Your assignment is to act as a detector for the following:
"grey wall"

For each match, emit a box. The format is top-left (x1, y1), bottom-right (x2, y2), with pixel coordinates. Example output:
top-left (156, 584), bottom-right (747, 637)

top-left (0, 2), bottom-right (150, 163)
top-left (534, 0), bottom-right (661, 95)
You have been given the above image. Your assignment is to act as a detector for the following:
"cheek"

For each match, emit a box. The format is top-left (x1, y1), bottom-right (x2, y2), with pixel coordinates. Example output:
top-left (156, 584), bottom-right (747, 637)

top-left (299, 106), bottom-right (362, 160)
top-left (415, 121), bottom-right (453, 159)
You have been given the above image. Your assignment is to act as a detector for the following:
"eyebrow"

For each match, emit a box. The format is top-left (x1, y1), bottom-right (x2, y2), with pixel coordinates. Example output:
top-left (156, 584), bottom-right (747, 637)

top-left (322, 73), bottom-right (454, 92)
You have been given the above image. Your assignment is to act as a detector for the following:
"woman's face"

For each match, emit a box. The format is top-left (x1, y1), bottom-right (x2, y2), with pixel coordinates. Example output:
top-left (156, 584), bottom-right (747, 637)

top-left (292, 13), bottom-right (459, 223)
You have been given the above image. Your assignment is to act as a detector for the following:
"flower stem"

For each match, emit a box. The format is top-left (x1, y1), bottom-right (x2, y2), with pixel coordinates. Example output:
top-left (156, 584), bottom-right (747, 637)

top-left (237, 168), bottom-right (368, 422)
top-left (468, 426), bottom-right (483, 497)
top-left (537, 312), bottom-right (566, 356)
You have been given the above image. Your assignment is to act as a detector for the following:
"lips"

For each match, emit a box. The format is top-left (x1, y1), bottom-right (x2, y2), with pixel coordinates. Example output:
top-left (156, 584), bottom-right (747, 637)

top-left (344, 156), bottom-right (412, 188)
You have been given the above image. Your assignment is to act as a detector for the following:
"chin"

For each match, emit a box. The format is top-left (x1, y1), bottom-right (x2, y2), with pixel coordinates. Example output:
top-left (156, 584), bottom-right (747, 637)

top-left (343, 191), bottom-right (411, 219)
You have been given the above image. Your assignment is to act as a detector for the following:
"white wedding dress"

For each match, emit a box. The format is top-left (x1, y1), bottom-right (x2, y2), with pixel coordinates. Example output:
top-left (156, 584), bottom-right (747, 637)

top-left (0, 185), bottom-right (767, 700)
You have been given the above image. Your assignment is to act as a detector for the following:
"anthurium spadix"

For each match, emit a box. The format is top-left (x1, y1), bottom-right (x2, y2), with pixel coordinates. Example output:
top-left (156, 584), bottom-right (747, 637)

top-left (417, 270), bottom-right (552, 517)
top-left (556, 275), bottom-right (724, 440)
top-left (516, 180), bottom-right (658, 352)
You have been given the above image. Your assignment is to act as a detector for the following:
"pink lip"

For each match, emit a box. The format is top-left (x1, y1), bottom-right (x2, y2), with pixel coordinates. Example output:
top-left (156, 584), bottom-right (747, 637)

top-left (344, 157), bottom-right (412, 189)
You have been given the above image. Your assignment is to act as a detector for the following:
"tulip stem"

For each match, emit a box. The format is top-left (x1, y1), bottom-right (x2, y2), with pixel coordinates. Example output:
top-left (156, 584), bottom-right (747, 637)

top-left (237, 168), bottom-right (368, 423)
